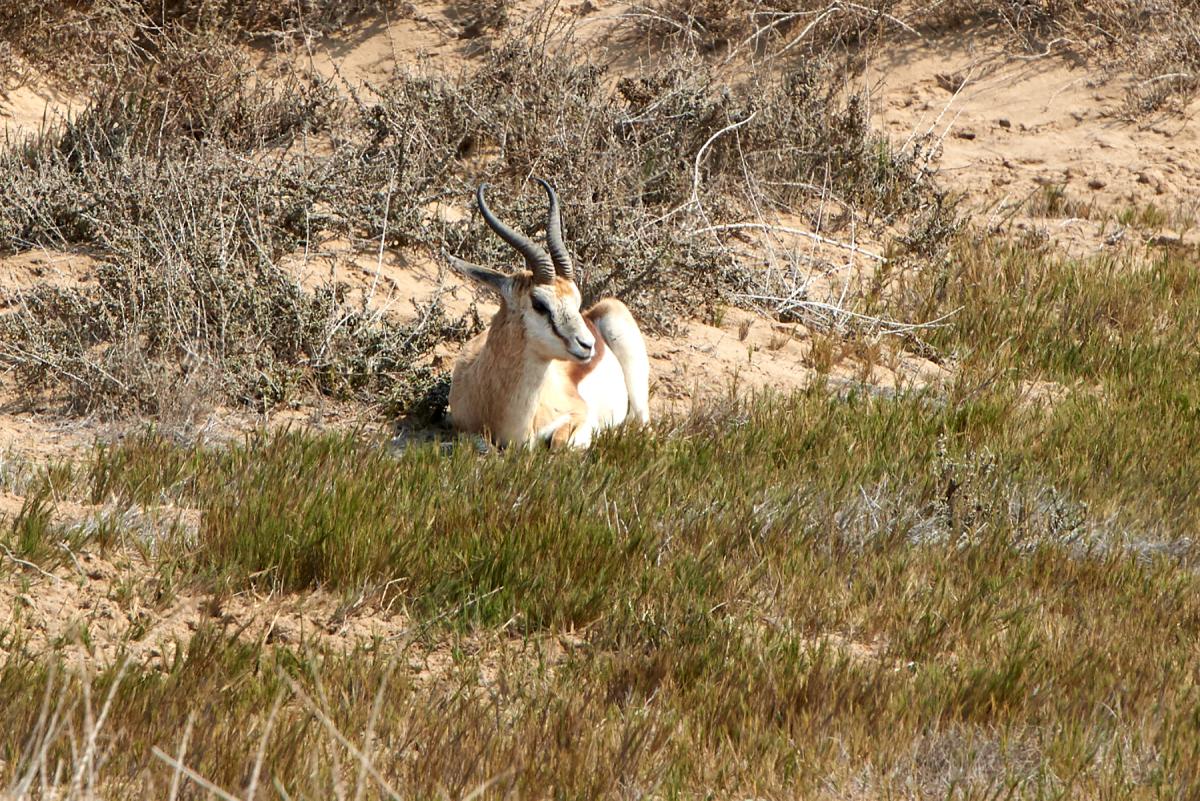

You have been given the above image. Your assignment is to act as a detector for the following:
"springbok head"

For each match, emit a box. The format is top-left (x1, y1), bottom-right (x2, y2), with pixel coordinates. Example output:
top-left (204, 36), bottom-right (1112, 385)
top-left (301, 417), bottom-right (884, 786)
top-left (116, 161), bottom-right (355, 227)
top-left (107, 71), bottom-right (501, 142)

top-left (449, 179), bottom-right (596, 363)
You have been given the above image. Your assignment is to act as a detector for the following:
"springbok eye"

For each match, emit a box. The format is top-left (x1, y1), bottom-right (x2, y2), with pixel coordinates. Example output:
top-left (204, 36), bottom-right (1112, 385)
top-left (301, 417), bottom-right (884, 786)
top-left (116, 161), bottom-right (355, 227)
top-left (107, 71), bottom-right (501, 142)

top-left (530, 297), bottom-right (551, 317)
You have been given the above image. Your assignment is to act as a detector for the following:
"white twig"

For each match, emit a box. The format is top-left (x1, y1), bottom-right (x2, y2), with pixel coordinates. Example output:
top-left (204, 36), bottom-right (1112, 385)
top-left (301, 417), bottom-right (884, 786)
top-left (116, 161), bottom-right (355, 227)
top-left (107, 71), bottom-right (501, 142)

top-left (0, 543), bottom-right (61, 582)
top-left (69, 658), bottom-right (130, 798)
top-left (738, 292), bottom-right (961, 335)
top-left (636, 112), bottom-right (760, 232)
top-left (368, 168), bottom-right (397, 309)
top-left (14, 665), bottom-right (68, 798)
top-left (352, 663), bottom-right (395, 801)
top-left (245, 691), bottom-right (285, 801)
top-left (766, 4), bottom-right (840, 61)
top-left (690, 222), bottom-right (887, 262)
top-left (692, 112), bottom-right (758, 204)
top-left (1013, 36), bottom-right (1071, 60)
top-left (167, 713), bottom-right (196, 801)
top-left (601, 9), bottom-right (696, 35)
top-left (461, 769), bottom-right (518, 801)
top-left (282, 675), bottom-right (404, 801)
top-left (1138, 72), bottom-right (1194, 86)
top-left (721, 10), bottom-right (812, 65)
top-left (152, 748), bottom-right (243, 801)
top-left (841, 1), bottom-right (919, 35)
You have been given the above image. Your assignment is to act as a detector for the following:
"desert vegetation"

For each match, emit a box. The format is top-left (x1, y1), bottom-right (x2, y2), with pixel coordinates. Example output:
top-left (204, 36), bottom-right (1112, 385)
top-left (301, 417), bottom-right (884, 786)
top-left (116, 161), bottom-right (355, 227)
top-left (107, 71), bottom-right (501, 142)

top-left (1, 0), bottom-right (1199, 798)
top-left (0, 0), bottom-right (965, 419)
top-left (636, 0), bottom-right (1200, 110)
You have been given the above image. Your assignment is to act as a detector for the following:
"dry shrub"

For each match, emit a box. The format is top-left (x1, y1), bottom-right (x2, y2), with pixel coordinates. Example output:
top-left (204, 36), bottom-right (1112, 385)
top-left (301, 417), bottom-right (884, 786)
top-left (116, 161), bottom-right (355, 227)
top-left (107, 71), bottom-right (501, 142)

top-left (633, 0), bottom-right (905, 53)
top-left (0, 0), bottom-right (405, 87)
top-left (923, 0), bottom-right (1200, 111)
top-left (0, 112), bottom-right (474, 417)
top-left (639, 0), bottom-right (1200, 110)
top-left (345, 30), bottom-right (946, 330)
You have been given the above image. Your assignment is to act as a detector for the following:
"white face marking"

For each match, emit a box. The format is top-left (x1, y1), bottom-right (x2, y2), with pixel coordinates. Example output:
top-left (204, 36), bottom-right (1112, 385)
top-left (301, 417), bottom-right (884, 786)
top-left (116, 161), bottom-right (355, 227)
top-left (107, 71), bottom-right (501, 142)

top-left (525, 282), bottom-right (595, 363)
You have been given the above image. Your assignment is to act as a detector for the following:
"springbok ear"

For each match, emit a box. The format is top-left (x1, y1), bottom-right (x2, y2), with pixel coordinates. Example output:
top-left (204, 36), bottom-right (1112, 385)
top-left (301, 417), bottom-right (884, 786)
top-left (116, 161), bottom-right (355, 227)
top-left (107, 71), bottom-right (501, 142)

top-left (447, 254), bottom-right (513, 299)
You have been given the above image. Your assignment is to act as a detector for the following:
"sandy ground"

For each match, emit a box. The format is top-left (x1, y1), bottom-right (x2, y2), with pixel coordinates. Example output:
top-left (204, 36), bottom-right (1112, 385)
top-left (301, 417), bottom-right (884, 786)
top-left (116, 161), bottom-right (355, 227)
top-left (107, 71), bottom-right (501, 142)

top-left (867, 28), bottom-right (1200, 255)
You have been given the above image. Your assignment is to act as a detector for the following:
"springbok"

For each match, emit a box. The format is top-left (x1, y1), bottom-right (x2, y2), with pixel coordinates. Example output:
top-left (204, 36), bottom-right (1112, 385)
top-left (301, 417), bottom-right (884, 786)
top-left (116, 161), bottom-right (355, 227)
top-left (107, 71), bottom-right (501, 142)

top-left (447, 179), bottom-right (650, 448)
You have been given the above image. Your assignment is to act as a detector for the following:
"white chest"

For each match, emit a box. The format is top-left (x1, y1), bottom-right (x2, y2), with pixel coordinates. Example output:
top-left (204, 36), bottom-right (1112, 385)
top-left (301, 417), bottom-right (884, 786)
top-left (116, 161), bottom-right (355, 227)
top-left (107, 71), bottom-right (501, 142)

top-left (576, 348), bottom-right (629, 428)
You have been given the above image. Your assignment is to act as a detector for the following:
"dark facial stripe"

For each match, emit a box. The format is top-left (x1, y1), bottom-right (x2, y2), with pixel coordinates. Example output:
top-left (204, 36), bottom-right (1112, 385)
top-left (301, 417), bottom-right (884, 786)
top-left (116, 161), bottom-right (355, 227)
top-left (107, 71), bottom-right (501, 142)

top-left (543, 305), bottom-right (587, 356)
top-left (547, 312), bottom-right (572, 348)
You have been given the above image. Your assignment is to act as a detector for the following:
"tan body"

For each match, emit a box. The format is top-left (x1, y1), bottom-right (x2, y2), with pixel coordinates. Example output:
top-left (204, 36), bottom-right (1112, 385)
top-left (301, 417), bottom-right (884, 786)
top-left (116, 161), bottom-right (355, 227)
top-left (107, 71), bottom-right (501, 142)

top-left (451, 293), bottom-right (648, 448)
top-left (446, 181), bottom-right (650, 449)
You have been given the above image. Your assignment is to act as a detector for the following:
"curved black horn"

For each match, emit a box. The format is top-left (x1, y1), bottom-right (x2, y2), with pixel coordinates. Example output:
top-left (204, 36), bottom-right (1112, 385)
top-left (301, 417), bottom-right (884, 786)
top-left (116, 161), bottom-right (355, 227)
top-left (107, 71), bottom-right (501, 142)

top-left (535, 178), bottom-right (574, 281)
top-left (476, 184), bottom-right (554, 284)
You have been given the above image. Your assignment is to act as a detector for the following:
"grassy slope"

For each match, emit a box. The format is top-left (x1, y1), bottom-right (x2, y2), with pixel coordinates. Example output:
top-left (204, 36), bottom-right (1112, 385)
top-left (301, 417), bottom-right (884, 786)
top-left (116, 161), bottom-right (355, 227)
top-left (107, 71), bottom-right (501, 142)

top-left (3, 237), bottom-right (1200, 798)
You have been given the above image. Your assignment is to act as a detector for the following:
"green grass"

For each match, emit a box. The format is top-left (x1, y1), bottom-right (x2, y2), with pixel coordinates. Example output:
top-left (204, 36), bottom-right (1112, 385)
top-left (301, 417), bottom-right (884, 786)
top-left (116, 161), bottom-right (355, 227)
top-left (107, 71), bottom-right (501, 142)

top-left (2, 413), bottom-right (1200, 796)
top-left (3, 233), bottom-right (1200, 797)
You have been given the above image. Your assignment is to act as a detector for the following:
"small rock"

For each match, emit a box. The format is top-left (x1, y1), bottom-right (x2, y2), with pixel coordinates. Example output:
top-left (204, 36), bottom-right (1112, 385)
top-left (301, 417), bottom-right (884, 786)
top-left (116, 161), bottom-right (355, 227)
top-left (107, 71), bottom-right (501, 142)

top-left (1147, 233), bottom-right (1184, 248)
top-left (997, 118), bottom-right (1011, 129)
top-left (935, 72), bottom-right (965, 92)
top-left (266, 627), bottom-right (292, 644)
top-left (954, 128), bottom-right (977, 140)
top-left (1087, 178), bottom-right (1106, 190)
top-left (1137, 169), bottom-right (1167, 195)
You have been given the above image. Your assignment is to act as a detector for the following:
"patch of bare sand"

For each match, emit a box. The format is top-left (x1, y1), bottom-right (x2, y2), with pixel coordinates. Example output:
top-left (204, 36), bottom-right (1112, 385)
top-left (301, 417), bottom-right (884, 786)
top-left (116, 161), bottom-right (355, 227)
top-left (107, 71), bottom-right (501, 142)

top-left (0, 548), bottom-right (391, 661)
top-left (0, 412), bottom-right (104, 465)
top-left (0, 396), bottom-right (392, 473)
top-left (285, 0), bottom-right (635, 87)
top-left (0, 249), bottom-right (98, 298)
top-left (0, 538), bottom-right (576, 686)
top-left (0, 76), bottom-right (81, 139)
top-left (869, 30), bottom-right (1200, 256)
top-left (52, 569), bottom-right (402, 662)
